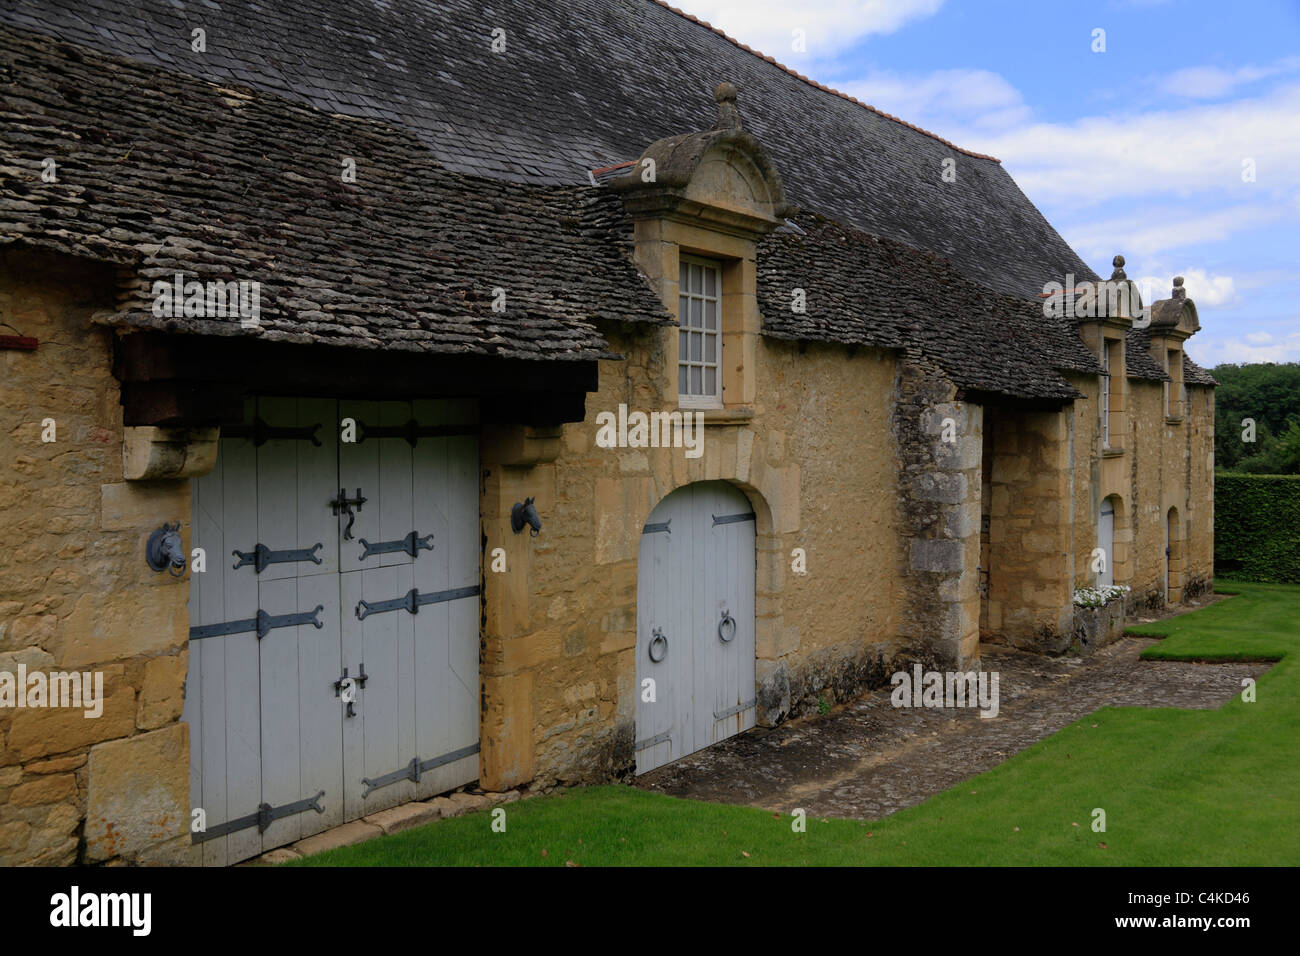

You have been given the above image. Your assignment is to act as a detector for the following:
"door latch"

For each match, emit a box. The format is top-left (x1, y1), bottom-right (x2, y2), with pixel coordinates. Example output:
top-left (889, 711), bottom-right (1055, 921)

top-left (329, 488), bottom-right (367, 540)
top-left (333, 663), bottom-right (369, 717)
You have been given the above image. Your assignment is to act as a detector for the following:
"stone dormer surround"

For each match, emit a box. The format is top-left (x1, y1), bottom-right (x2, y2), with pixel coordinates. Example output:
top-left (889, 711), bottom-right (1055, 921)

top-left (1073, 255), bottom-right (1142, 459)
top-left (1147, 277), bottom-right (1201, 424)
top-left (609, 82), bottom-right (792, 418)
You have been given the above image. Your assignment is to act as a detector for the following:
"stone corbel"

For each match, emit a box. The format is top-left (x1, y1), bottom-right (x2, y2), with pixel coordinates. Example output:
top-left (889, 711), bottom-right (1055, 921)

top-left (123, 425), bottom-right (221, 480)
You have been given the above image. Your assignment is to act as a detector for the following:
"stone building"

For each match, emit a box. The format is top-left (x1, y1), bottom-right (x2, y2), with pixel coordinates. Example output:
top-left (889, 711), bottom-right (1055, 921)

top-left (0, 1), bottom-right (1214, 865)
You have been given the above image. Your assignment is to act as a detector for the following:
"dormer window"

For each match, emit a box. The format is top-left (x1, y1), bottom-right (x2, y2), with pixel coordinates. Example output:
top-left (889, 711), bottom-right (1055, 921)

top-left (611, 83), bottom-right (788, 416)
top-left (1165, 347), bottom-right (1184, 421)
top-left (1101, 337), bottom-right (1123, 451)
top-left (678, 256), bottom-right (723, 408)
top-left (1100, 341), bottom-right (1110, 448)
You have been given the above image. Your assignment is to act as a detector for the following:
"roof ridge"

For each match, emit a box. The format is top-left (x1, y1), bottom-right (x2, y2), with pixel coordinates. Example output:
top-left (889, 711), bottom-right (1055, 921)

top-left (653, 1), bottom-right (1001, 163)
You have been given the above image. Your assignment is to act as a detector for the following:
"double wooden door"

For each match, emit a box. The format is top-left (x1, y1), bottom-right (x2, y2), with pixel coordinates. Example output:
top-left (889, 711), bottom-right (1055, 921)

top-left (635, 481), bottom-right (756, 774)
top-left (184, 398), bottom-right (479, 864)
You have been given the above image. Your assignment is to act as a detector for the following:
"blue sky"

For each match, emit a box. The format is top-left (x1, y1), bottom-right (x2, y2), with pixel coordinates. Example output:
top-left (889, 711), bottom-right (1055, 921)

top-left (674, 0), bottom-right (1300, 367)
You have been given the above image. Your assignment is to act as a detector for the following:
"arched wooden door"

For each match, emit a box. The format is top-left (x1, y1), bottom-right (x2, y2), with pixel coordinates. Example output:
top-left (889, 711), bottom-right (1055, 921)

top-left (635, 481), bottom-right (756, 774)
top-left (1098, 499), bottom-right (1115, 587)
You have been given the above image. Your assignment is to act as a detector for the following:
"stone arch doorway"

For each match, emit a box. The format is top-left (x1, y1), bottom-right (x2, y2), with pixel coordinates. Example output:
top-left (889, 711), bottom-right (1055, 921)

top-left (634, 480), bottom-right (756, 774)
top-left (1098, 494), bottom-right (1129, 588)
top-left (1098, 498), bottom-right (1116, 587)
top-left (1166, 506), bottom-right (1185, 604)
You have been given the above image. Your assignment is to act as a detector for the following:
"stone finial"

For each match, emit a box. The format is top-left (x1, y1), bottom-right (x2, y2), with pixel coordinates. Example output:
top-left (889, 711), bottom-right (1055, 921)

top-left (1110, 254), bottom-right (1126, 281)
top-left (713, 81), bottom-right (742, 130)
top-left (1172, 275), bottom-right (1185, 300)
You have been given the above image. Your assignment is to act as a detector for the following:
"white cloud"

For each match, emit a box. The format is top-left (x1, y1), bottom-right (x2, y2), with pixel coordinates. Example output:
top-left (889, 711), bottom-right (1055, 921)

top-left (1066, 205), bottom-right (1287, 261)
top-left (1191, 334), bottom-right (1300, 366)
top-left (961, 83), bottom-right (1300, 207)
top-left (669, 0), bottom-right (944, 61)
top-left (1132, 269), bottom-right (1236, 307)
top-left (838, 69), bottom-right (1031, 132)
top-left (1158, 57), bottom-right (1300, 99)
top-left (1246, 331), bottom-right (1273, 344)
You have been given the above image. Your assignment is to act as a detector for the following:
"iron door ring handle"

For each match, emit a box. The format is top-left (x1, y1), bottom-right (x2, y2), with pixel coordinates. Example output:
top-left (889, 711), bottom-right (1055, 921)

top-left (648, 628), bottom-right (668, 663)
top-left (718, 610), bottom-right (736, 643)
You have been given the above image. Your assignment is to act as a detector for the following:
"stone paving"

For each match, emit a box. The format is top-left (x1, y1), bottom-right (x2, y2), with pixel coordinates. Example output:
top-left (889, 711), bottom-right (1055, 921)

top-left (636, 603), bottom-right (1272, 820)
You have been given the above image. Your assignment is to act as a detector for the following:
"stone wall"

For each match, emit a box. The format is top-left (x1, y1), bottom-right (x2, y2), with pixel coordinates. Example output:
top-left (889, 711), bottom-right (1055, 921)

top-left (982, 404), bottom-right (1074, 651)
top-left (479, 320), bottom-right (908, 789)
top-left (1, 249), bottom-right (1218, 859)
top-left (891, 352), bottom-right (982, 668)
top-left (1066, 367), bottom-right (1131, 589)
top-left (0, 250), bottom-right (191, 865)
top-left (1121, 378), bottom-right (1214, 610)
top-left (1060, 362), bottom-right (1214, 612)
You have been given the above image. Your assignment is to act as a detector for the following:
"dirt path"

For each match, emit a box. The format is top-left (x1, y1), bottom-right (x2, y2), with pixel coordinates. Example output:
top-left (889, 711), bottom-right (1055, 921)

top-left (635, 624), bottom-right (1271, 820)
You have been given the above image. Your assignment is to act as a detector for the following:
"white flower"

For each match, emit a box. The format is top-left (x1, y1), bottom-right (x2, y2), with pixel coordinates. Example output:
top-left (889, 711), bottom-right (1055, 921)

top-left (1072, 584), bottom-right (1131, 608)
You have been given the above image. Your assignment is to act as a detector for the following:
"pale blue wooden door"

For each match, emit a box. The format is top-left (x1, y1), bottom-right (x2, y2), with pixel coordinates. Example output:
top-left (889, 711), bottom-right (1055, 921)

top-left (186, 397), bottom-right (343, 865)
top-left (635, 481), bottom-right (756, 774)
top-left (1098, 500), bottom-right (1115, 588)
top-left (186, 397), bottom-right (480, 863)
top-left (339, 400), bottom-right (480, 820)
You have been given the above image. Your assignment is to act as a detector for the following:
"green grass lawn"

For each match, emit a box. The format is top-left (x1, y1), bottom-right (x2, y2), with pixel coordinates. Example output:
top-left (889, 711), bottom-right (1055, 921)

top-left (292, 582), bottom-right (1298, 866)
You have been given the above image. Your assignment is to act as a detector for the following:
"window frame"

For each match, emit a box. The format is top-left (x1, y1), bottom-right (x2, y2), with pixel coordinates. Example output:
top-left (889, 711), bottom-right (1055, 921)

top-left (1100, 340), bottom-right (1111, 449)
top-left (1164, 350), bottom-right (1170, 417)
top-left (676, 254), bottom-right (724, 409)
top-left (1165, 347), bottom-right (1184, 420)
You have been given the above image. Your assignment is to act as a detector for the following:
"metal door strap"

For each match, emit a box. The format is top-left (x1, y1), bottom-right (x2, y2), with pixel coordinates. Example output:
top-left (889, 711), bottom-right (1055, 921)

top-left (361, 742), bottom-right (481, 797)
top-left (635, 731), bottom-right (671, 752)
top-left (189, 605), bottom-right (324, 641)
top-left (355, 420), bottom-right (477, 447)
top-left (232, 541), bottom-right (324, 574)
top-left (192, 790), bottom-right (325, 843)
top-left (224, 418), bottom-right (322, 447)
top-left (358, 531), bottom-right (435, 561)
top-left (642, 519), bottom-right (671, 535)
top-left (713, 698), bottom-right (757, 721)
top-left (712, 511), bottom-right (756, 526)
top-left (355, 584), bottom-right (480, 620)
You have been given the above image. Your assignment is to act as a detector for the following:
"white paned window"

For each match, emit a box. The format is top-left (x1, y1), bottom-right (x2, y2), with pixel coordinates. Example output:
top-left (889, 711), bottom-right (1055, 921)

top-left (678, 257), bottom-right (722, 407)
top-left (1100, 340), bottom-right (1111, 449)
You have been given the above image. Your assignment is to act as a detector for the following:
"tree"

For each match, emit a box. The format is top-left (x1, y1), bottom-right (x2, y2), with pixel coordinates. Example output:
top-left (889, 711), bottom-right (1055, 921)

top-left (1212, 363), bottom-right (1300, 475)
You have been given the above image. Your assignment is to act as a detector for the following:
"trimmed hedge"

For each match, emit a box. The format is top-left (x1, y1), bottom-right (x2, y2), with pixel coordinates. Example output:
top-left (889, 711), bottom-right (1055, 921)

top-left (1215, 474), bottom-right (1300, 583)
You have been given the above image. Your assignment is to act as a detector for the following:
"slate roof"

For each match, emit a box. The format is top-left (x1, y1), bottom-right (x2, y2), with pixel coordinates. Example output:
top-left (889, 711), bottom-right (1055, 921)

top-left (1109, 331), bottom-right (1215, 386)
top-left (0, 26), bottom-right (672, 360)
top-left (1185, 355), bottom-right (1217, 387)
top-left (1123, 329), bottom-right (1174, 383)
top-left (758, 213), bottom-right (1101, 401)
top-left (0, 10), bottom-right (1213, 395)
top-left (3, 0), bottom-right (1096, 301)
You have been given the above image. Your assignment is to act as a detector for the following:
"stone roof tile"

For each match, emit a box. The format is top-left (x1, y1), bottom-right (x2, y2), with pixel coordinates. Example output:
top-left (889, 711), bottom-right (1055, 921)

top-left (0, 26), bottom-right (673, 360)
top-left (757, 212), bottom-right (1100, 401)
top-left (5, 0), bottom-right (1095, 300)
